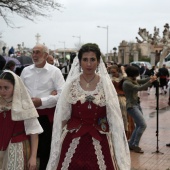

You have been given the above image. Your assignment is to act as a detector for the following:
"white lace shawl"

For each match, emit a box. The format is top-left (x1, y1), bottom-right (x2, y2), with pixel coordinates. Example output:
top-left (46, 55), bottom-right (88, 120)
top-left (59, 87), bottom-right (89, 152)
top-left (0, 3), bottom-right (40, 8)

top-left (2, 70), bottom-right (39, 121)
top-left (46, 57), bottom-right (131, 170)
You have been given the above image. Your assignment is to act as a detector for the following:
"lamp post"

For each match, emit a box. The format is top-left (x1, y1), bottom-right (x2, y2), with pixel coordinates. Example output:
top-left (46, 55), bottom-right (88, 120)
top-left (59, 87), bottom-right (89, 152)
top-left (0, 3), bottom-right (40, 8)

top-left (59, 41), bottom-right (65, 63)
top-left (72, 35), bottom-right (81, 44)
top-left (97, 25), bottom-right (109, 62)
top-left (113, 47), bottom-right (117, 63)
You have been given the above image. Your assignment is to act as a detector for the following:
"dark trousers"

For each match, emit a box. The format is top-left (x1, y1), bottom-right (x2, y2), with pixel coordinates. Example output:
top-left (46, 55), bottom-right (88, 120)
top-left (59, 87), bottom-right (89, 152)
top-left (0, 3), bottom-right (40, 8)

top-left (37, 116), bottom-right (52, 170)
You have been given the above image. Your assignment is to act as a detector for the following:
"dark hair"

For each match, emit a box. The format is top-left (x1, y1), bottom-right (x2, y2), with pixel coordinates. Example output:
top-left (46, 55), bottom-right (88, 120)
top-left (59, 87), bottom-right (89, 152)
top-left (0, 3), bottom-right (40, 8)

top-left (0, 72), bottom-right (15, 86)
top-left (110, 64), bottom-right (119, 71)
top-left (15, 66), bottom-right (25, 76)
top-left (78, 43), bottom-right (101, 62)
top-left (4, 60), bottom-right (16, 70)
top-left (0, 55), bottom-right (6, 70)
top-left (125, 66), bottom-right (140, 77)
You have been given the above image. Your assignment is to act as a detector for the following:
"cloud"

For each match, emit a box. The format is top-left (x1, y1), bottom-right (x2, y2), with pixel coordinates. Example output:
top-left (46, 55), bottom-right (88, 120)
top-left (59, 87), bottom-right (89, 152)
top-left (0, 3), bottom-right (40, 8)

top-left (1, 0), bottom-right (170, 54)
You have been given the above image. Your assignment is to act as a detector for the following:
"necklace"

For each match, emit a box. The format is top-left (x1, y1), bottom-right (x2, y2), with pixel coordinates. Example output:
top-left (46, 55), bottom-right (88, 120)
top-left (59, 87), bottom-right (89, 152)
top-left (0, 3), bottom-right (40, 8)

top-left (82, 74), bottom-right (96, 88)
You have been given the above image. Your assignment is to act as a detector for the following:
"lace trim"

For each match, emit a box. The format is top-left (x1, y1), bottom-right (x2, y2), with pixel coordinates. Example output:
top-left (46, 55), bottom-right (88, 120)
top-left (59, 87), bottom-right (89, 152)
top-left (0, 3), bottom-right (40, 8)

top-left (4, 142), bottom-right (24, 170)
top-left (0, 97), bottom-right (11, 113)
top-left (92, 137), bottom-right (107, 170)
top-left (106, 134), bottom-right (119, 170)
top-left (67, 76), bottom-right (106, 107)
top-left (61, 137), bottom-right (80, 170)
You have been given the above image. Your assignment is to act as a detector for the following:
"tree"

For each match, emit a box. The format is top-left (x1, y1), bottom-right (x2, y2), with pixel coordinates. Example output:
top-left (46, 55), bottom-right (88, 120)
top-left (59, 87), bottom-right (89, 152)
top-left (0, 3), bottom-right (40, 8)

top-left (0, 0), bottom-right (62, 27)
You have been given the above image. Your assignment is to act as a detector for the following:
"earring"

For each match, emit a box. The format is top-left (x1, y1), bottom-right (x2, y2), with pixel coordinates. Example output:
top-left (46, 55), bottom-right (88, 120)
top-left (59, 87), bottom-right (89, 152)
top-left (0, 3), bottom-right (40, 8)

top-left (79, 66), bottom-right (81, 72)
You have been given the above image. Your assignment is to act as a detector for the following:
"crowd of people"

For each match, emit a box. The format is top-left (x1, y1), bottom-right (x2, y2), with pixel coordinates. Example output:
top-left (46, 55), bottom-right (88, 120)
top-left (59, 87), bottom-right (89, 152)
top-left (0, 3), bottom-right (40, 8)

top-left (0, 43), bottom-right (170, 170)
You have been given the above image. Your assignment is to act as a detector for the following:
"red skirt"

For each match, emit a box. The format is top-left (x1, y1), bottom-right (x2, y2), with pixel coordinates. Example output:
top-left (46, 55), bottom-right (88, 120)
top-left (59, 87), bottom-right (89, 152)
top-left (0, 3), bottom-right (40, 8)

top-left (57, 131), bottom-right (117, 170)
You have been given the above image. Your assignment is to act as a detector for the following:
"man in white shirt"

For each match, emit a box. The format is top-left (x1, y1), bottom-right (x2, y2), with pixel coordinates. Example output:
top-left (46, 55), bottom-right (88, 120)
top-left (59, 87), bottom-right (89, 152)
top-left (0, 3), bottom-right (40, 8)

top-left (20, 44), bottom-right (65, 170)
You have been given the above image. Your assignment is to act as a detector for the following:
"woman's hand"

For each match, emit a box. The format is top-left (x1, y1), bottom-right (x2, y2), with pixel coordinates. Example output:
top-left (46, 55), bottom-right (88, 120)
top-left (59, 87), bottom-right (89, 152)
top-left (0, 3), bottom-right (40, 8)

top-left (51, 90), bottom-right (57, 96)
top-left (150, 75), bottom-right (157, 83)
top-left (28, 134), bottom-right (38, 170)
top-left (120, 66), bottom-right (125, 72)
top-left (28, 156), bottom-right (37, 170)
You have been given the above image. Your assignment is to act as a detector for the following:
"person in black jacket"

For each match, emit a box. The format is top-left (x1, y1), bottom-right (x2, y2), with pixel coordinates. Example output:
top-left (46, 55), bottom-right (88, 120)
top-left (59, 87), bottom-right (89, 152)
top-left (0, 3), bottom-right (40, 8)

top-left (0, 55), bottom-right (6, 74)
top-left (158, 64), bottom-right (169, 94)
top-left (143, 65), bottom-right (152, 94)
top-left (8, 46), bottom-right (15, 56)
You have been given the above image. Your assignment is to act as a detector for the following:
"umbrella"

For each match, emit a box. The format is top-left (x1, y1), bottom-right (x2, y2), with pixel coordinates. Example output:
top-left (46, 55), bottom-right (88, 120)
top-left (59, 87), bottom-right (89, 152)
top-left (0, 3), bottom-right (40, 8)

top-left (16, 56), bottom-right (33, 66)
top-left (3, 56), bottom-right (21, 68)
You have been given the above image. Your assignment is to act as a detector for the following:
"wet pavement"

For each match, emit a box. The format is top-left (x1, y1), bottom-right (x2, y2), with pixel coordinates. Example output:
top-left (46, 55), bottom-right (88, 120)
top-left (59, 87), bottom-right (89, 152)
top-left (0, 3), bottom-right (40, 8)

top-left (130, 87), bottom-right (170, 170)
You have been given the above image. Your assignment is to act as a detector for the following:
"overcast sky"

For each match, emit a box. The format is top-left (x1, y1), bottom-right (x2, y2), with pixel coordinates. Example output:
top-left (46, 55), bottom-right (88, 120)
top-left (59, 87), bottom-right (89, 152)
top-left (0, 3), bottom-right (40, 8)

top-left (1, 0), bottom-right (170, 54)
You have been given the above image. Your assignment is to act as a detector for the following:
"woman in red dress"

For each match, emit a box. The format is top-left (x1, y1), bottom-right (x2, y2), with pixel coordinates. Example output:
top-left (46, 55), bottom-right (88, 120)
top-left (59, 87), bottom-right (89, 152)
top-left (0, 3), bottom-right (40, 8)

top-left (0, 71), bottom-right (43, 170)
top-left (47, 43), bottom-right (130, 170)
top-left (110, 65), bottom-right (134, 140)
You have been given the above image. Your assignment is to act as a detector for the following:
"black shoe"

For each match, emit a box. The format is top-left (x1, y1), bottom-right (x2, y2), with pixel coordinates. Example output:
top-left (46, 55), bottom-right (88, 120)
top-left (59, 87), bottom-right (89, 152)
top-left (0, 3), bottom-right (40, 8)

top-left (129, 145), bottom-right (134, 151)
top-left (166, 143), bottom-right (170, 147)
top-left (130, 145), bottom-right (144, 153)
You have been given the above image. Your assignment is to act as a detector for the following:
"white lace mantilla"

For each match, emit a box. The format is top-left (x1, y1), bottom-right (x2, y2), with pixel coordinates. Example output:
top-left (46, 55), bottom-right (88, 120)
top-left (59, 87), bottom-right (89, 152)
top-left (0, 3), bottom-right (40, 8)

top-left (67, 77), bottom-right (106, 107)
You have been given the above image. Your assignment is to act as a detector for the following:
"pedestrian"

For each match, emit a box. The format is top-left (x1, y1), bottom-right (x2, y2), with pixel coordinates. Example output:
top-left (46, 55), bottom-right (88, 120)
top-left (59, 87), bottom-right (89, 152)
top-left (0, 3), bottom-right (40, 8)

top-left (123, 65), bottom-right (157, 153)
top-left (2, 46), bottom-right (6, 54)
top-left (166, 78), bottom-right (170, 146)
top-left (0, 70), bottom-right (43, 170)
top-left (142, 65), bottom-right (152, 94)
top-left (3, 60), bottom-right (16, 72)
top-left (158, 64), bottom-right (169, 94)
top-left (8, 47), bottom-right (15, 57)
top-left (0, 55), bottom-right (6, 74)
top-left (20, 44), bottom-right (65, 170)
top-left (110, 64), bottom-right (134, 139)
top-left (139, 63), bottom-right (145, 78)
top-left (61, 60), bottom-right (72, 80)
top-left (47, 43), bottom-right (130, 170)
top-left (148, 65), bottom-right (158, 92)
top-left (47, 55), bottom-right (55, 65)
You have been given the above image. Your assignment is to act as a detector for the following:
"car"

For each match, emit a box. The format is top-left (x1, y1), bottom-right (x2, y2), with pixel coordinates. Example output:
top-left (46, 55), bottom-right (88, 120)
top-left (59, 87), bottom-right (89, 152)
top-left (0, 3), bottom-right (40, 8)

top-left (157, 53), bottom-right (170, 68)
top-left (130, 61), bottom-right (152, 69)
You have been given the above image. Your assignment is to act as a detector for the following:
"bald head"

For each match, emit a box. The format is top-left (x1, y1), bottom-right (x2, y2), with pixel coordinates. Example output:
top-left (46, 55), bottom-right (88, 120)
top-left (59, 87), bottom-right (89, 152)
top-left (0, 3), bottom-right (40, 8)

top-left (47, 55), bottom-right (54, 65)
top-left (33, 44), bottom-right (49, 54)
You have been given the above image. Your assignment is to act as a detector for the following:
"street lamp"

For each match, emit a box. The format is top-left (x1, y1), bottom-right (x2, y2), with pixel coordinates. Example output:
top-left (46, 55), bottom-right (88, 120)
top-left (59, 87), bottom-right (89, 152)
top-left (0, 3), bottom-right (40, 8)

top-left (72, 35), bottom-right (81, 44)
top-left (59, 41), bottom-right (65, 63)
top-left (97, 25), bottom-right (109, 62)
top-left (113, 47), bottom-right (117, 63)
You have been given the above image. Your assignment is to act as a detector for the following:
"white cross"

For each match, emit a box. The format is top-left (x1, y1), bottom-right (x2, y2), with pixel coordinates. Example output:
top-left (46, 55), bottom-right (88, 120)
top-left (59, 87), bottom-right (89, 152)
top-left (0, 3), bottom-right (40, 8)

top-left (35, 33), bottom-right (41, 44)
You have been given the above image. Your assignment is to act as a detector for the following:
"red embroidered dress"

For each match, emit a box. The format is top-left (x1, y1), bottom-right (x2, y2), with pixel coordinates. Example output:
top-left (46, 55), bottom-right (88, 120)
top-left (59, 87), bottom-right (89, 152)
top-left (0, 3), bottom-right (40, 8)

top-left (0, 98), bottom-right (43, 170)
top-left (56, 78), bottom-right (119, 170)
top-left (0, 110), bottom-right (28, 151)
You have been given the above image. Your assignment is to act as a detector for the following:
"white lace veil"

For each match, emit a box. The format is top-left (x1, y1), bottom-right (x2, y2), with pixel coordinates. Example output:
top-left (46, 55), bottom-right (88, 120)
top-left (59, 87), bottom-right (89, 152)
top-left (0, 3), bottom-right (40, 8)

top-left (47, 55), bottom-right (131, 170)
top-left (1, 70), bottom-right (39, 120)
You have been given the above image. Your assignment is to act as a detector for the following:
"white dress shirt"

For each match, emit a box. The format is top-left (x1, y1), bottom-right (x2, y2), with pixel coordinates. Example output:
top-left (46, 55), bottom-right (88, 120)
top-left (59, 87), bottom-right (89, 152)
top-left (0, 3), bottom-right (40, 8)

top-left (20, 62), bottom-right (65, 109)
